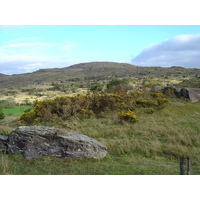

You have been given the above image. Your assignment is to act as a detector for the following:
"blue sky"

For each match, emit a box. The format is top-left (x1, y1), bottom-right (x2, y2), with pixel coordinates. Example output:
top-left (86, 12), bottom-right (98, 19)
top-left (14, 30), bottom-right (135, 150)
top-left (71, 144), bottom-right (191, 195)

top-left (1, 25), bottom-right (200, 74)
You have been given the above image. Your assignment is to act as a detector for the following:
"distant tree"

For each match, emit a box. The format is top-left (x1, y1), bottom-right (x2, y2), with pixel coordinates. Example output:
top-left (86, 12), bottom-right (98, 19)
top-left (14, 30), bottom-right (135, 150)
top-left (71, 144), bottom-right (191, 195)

top-left (90, 83), bottom-right (104, 91)
top-left (106, 79), bottom-right (132, 93)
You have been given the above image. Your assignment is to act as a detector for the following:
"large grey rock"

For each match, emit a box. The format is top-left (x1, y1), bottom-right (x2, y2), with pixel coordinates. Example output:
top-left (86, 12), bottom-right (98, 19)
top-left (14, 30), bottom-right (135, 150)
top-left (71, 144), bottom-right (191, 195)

top-left (5, 126), bottom-right (107, 159)
top-left (0, 135), bottom-right (8, 153)
top-left (174, 88), bottom-right (200, 103)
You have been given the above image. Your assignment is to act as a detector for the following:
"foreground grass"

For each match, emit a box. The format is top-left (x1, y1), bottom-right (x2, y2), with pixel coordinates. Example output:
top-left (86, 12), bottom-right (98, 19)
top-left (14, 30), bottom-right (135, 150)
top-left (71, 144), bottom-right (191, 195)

top-left (0, 153), bottom-right (181, 175)
top-left (0, 100), bottom-right (200, 175)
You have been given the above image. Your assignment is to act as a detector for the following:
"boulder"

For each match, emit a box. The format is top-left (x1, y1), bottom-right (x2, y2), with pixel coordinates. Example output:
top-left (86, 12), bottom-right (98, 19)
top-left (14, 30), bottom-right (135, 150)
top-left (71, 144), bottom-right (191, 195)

top-left (1, 126), bottom-right (107, 159)
top-left (0, 135), bottom-right (8, 153)
top-left (174, 88), bottom-right (200, 102)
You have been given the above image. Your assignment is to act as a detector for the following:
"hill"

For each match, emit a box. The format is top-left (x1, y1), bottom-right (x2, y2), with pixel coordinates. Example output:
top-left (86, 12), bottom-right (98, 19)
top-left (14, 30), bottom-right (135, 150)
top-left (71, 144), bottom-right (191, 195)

top-left (0, 62), bottom-right (200, 88)
top-left (0, 73), bottom-right (8, 78)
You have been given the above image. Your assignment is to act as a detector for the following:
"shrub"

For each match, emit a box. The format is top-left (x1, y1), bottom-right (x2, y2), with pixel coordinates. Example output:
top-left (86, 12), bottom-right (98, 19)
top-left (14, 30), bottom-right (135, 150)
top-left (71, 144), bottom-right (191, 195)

top-left (156, 97), bottom-right (170, 107)
top-left (90, 83), bottom-right (104, 91)
top-left (19, 110), bottom-right (36, 124)
top-left (80, 109), bottom-right (95, 118)
top-left (106, 79), bottom-right (132, 93)
top-left (136, 99), bottom-right (155, 108)
top-left (162, 87), bottom-right (175, 97)
top-left (119, 110), bottom-right (138, 123)
top-left (0, 105), bottom-right (5, 120)
top-left (143, 107), bottom-right (155, 114)
top-left (19, 90), bottom-right (169, 125)
top-left (152, 92), bottom-right (163, 98)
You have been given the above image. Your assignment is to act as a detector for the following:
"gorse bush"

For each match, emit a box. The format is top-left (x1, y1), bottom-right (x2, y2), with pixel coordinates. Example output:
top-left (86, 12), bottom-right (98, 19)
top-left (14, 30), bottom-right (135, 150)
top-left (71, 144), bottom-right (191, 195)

top-left (135, 99), bottom-right (155, 108)
top-left (156, 97), bottom-right (170, 107)
top-left (118, 110), bottom-right (138, 123)
top-left (19, 91), bottom-right (170, 125)
top-left (151, 92), bottom-right (163, 98)
top-left (80, 109), bottom-right (95, 118)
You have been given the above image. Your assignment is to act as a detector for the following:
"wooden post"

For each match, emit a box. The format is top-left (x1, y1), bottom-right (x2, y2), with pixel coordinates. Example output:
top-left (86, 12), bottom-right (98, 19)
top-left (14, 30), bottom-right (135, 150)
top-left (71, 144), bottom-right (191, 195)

top-left (186, 156), bottom-right (190, 175)
top-left (180, 156), bottom-right (186, 175)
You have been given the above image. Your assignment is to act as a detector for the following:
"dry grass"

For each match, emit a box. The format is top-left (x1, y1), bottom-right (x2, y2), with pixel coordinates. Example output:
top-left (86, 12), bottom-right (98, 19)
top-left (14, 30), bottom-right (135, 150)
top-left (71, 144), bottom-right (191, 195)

top-left (71, 101), bottom-right (200, 163)
top-left (0, 155), bottom-right (10, 175)
top-left (0, 88), bottom-right (89, 106)
top-left (0, 99), bottom-right (200, 174)
top-left (0, 125), bottom-right (13, 135)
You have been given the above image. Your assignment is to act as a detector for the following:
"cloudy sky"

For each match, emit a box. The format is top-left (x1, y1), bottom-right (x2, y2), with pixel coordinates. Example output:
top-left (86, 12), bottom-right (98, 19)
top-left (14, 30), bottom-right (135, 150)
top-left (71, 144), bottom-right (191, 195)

top-left (1, 25), bottom-right (200, 75)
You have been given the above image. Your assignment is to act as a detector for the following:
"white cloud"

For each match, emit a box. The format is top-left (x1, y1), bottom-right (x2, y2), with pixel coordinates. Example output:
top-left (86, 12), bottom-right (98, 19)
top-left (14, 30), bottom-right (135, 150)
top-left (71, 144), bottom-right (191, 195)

top-left (131, 34), bottom-right (200, 68)
top-left (9, 37), bottom-right (40, 43)
top-left (60, 44), bottom-right (75, 50)
top-left (0, 39), bottom-right (77, 74)
top-left (0, 54), bottom-right (75, 74)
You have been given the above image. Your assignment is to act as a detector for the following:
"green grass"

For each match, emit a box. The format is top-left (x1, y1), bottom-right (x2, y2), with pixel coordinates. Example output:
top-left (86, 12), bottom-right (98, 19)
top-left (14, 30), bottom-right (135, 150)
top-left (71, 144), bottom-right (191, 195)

top-left (3, 106), bottom-right (32, 115)
top-left (0, 100), bottom-right (200, 175)
top-left (0, 153), bottom-right (182, 175)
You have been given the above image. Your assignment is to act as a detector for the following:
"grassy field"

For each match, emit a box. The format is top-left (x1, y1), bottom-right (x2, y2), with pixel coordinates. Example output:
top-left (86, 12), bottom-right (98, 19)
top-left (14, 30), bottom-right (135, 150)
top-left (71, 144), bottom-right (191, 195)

top-left (0, 99), bottom-right (200, 175)
top-left (3, 106), bottom-right (32, 115)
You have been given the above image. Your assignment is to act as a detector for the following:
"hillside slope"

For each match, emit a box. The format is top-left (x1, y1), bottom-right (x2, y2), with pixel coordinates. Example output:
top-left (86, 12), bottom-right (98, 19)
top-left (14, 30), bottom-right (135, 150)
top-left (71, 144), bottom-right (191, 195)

top-left (0, 62), bottom-right (200, 88)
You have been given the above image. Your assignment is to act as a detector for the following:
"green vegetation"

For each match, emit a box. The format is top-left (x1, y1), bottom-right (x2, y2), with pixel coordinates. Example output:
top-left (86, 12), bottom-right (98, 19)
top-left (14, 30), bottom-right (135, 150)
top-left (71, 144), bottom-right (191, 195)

top-left (177, 77), bottom-right (200, 88)
top-left (106, 78), bottom-right (133, 92)
top-left (0, 97), bottom-right (16, 109)
top-left (0, 62), bottom-right (199, 90)
top-left (90, 83), bottom-right (104, 91)
top-left (19, 91), bottom-right (170, 125)
top-left (0, 62), bottom-right (200, 175)
top-left (118, 110), bottom-right (138, 123)
top-left (3, 106), bottom-right (32, 115)
top-left (0, 104), bottom-right (5, 120)
top-left (1, 100), bottom-right (200, 175)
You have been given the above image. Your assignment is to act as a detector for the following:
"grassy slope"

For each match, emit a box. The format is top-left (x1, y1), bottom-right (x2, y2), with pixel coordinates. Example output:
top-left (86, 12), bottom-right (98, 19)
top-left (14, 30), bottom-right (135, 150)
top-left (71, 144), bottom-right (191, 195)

top-left (1, 100), bottom-right (200, 175)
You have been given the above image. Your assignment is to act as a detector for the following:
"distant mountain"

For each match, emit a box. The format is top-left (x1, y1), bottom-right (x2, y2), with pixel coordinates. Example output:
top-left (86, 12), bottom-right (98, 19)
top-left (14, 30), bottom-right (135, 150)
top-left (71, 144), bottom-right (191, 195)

top-left (0, 62), bottom-right (200, 88)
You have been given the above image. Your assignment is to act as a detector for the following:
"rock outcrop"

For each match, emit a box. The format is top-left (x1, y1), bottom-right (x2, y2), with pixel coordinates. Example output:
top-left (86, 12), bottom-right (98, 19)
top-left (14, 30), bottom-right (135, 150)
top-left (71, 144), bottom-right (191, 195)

top-left (0, 135), bottom-right (8, 153)
top-left (174, 88), bottom-right (200, 103)
top-left (0, 126), bottom-right (107, 159)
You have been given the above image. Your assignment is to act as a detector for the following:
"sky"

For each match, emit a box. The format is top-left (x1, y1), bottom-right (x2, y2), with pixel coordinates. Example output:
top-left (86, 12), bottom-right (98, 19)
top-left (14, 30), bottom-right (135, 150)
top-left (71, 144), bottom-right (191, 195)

top-left (1, 25), bottom-right (200, 75)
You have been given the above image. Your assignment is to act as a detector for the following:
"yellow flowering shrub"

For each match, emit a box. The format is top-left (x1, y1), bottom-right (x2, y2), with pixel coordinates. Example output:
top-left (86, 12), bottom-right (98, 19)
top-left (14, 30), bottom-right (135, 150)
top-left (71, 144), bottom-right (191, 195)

top-left (19, 90), bottom-right (170, 125)
top-left (136, 99), bottom-right (155, 108)
top-left (152, 92), bottom-right (163, 98)
top-left (19, 110), bottom-right (36, 124)
top-left (156, 97), bottom-right (170, 106)
top-left (119, 110), bottom-right (138, 123)
top-left (80, 109), bottom-right (95, 118)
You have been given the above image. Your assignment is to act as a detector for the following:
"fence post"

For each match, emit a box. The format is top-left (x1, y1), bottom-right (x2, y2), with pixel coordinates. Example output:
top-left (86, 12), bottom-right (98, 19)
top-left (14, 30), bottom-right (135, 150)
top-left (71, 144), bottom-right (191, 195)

top-left (180, 156), bottom-right (186, 175)
top-left (186, 156), bottom-right (190, 175)
top-left (180, 156), bottom-right (190, 175)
